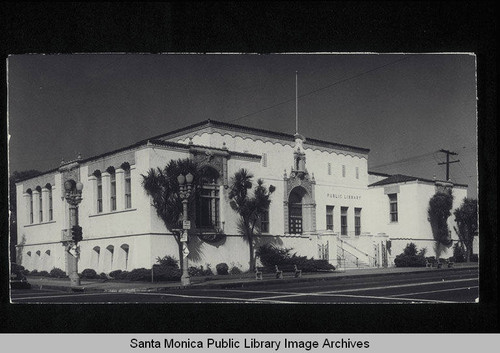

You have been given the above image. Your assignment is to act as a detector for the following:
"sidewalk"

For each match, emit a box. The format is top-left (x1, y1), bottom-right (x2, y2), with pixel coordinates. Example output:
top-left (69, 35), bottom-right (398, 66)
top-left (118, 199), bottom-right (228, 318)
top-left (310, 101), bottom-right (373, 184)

top-left (20, 262), bottom-right (478, 293)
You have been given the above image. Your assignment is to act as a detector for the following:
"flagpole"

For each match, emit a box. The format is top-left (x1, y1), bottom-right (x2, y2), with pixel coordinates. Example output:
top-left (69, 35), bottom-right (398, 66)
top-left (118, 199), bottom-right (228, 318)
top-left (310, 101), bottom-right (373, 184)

top-left (295, 71), bottom-right (298, 135)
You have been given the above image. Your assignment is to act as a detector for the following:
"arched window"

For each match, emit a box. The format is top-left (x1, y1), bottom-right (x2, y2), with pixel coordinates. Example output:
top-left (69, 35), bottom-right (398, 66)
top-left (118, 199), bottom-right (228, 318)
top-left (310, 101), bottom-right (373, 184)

top-left (196, 167), bottom-right (220, 229)
top-left (288, 189), bottom-right (303, 234)
top-left (106, 245), bottom-right (115, 270)
top-left (94, 170), bottom-right (103, 213)
top-left (36, 186), bottom-right (43, 223)
top-left (26, 189), bottom-right (33, 224)
top-left (120, 244), bottom-right (130, 270)
top-left (122, 163), bottom-right (132, 209)
top-left (108, 167), bottom-right (117, 211)
top-left (46, 183), bottom-right (53, 221)
top-left (92, 246), bottom-right (101, 270)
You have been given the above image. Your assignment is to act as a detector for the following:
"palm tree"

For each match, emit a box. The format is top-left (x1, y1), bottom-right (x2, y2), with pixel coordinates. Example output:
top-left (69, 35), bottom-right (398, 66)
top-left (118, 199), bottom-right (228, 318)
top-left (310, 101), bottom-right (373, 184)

top-left (141, 158), bottom-right (198, 270)
top-left (228, 168), bottom-right (274, 271)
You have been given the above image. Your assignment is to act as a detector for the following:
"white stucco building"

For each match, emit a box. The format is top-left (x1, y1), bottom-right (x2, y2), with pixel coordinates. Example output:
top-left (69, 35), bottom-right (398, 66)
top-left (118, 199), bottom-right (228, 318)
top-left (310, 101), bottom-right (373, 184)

top-left (15, 120), bottom-right (470, 274)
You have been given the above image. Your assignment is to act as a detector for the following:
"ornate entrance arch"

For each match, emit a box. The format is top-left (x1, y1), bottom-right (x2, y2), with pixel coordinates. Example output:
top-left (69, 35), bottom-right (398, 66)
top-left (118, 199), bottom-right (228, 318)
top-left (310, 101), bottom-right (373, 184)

top-left (284, 182), bottom-right (316, 235)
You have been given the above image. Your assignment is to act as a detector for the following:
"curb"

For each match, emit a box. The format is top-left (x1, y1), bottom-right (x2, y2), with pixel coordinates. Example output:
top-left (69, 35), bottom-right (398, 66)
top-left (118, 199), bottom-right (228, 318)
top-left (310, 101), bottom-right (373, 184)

top-left (25, 265), bottom-right (478, 293)
top-left (128, 265), bottom-right (479, 293)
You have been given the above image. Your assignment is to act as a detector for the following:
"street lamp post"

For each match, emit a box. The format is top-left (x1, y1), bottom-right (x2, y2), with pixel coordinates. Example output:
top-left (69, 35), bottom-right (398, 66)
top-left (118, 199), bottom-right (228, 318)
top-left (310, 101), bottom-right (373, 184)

top-left (64, 179), bottom-right (84, 287)
top-left (177, 172), bottom-right (193, 286)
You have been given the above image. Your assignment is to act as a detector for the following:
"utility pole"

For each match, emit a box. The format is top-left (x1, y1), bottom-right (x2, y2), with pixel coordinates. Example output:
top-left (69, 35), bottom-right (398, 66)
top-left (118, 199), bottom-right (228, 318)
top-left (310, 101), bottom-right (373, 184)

top-left (438, 149), bottom-right (459, 181)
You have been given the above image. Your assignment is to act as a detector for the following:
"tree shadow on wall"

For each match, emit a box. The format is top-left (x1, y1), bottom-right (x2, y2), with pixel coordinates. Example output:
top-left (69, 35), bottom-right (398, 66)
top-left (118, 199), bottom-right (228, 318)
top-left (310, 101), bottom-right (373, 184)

top-left (186, 232), bottom-right (227, 264)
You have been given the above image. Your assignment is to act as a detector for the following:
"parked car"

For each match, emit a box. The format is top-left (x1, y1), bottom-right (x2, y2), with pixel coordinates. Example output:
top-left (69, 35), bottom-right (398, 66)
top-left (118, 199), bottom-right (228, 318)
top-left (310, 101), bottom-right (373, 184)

top-left (10, 263), bottom-right (31, 289)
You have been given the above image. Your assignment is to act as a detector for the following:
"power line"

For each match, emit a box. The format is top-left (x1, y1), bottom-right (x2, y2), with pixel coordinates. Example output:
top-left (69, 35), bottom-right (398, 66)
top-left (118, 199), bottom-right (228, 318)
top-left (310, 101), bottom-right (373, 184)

top-left (226, 56), bottom-right (409, 124)
top-left (370, 150), bottom-right (436, 170)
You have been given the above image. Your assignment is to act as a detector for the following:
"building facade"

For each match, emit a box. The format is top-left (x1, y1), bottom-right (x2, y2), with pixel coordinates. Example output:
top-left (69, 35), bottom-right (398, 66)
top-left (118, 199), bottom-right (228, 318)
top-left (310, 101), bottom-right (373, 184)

top-left (15, 120), bottom-right (470, 273)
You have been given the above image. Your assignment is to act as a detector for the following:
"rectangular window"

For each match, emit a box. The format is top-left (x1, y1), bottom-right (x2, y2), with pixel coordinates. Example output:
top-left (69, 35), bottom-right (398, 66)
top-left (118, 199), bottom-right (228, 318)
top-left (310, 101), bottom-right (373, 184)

top-left (260, 210), bottom-right (269, 233)
top-left (327, 163), bottom-right (332, 175)
top-left (110, 172), bottom-right (116, 211)
top-left (341, 207), bottom-right (348, 235)
top-left (326, 205), bottom-right (334, 230)
top-left (389, 193), bottom-right (398, 222)
top-left (356, 167), bottom-right (359, 179)
top-left (196, 185), bottom-right (220, 229)
top-left (355, 208), bottom-right (361, 235)
top-left (124, 169), bottom-right (132, 209)
top-left (262, 153), bottom-right (268, 167)
top-left (342, 165), bottom-right (346, 177)
top-left (97, 177), bottom-right (103, 213)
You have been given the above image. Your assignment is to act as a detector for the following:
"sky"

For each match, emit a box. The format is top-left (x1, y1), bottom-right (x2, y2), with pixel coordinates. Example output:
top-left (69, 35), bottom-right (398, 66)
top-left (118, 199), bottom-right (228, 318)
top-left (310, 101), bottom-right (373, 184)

top-left (7, 53), bottom-right (477, 198)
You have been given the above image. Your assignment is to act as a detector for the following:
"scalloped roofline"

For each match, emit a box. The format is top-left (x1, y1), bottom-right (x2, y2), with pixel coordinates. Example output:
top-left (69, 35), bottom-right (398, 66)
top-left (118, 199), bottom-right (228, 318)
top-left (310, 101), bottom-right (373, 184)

top-left (148, 119), bottom-right (370, 154)
top-left (15, 119), bottom-right (369, 183)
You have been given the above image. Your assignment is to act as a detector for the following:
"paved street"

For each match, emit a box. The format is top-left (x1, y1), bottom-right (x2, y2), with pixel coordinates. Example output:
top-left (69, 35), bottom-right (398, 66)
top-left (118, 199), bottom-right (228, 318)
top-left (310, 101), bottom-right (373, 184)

top-left (11, 267), bottom-right (478, 304)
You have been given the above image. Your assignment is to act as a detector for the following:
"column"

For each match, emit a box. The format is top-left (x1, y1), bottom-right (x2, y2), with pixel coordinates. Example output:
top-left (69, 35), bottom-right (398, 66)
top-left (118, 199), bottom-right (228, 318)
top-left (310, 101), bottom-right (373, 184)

top-left (129, 165), bottom-right (137, 209)
top-left (23, 193), bottom-right (32, 225)
top-left (115, 168), bottom-right (125, 211)
top-left (88, 175), bottom-right (97, 213)
top-left (32, 189), bottom-right (41, 223)
top-left (42, 187), bottom-right (50, 222)
top-left (101, 171), bottom-right (111, 213)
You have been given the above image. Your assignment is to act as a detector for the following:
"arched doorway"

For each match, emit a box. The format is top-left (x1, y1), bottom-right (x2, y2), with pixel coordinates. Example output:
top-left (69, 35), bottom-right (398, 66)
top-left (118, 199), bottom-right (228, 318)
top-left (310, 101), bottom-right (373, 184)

top-left (289, 189), bottom-right (304, 234)
top-left (287, 186), bottom-right (316, 235)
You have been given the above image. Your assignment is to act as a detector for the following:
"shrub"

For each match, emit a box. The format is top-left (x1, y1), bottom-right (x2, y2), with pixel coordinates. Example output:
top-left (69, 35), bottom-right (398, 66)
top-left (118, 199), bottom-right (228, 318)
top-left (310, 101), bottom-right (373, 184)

top-left (216, 263), bottom-right (229, 275)
top-left (202, 265), bottom-right (213, 276)
top-left (116, 271), bottom-right (130, 280)
top-left (452, 243), bottom-right (466, 263)
top-left (229, 266), bottom-right (242, 275)
top-left (403, 242), bottom-right (418, 256)
top-left (49, 268), bottom-right (67, 278)
top-left (39, 270), bottom-right (50, 277)
top-left (99, 272), bottom-right (108, 280)
top-left (188, 265), bottom-right (213, 277)
top-left (298, 259), bottom-right (335, 272)
top-left (394, 243), bottom-right (427, 267)
top-left (80, 268), bottom-right (98, 279)
top-left (256, 244), bottom-right (335, 272)
top-left (151, 255), bottom-right (182, 282)
top-left (153, 266), bottom-right (181, 281)
top-left (109, 270), bottom-right (123, 278)
top-left (470, 254), bottom-right (479, 262)
top-left (30, 270), bottom-right (39, 276)
top-left (126, 268), bottom-right (151, 281)
top-left (257, 244), bottom-right (293, 267)
top-left (156, 255), bottom-right (179, 269)
top-left (11, 263), bottom-right (25, 274)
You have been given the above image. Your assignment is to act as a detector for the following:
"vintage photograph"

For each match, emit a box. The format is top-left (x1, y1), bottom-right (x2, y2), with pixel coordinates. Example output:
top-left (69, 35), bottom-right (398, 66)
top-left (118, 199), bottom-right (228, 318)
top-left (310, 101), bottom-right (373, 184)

top-left (8, 53), bottom-right (478, 304)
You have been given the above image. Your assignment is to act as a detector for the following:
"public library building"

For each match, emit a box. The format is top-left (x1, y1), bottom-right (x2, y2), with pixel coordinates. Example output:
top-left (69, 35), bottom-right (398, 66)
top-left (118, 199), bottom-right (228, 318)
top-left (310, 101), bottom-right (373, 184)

top-left (15, 120), bottom-right (469, 274)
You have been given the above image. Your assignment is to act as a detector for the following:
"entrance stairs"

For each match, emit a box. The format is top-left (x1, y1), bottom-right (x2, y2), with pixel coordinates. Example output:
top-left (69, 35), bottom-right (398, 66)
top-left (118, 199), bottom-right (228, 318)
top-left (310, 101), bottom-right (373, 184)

top-left (337, 238), bottom-right (377, 270)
